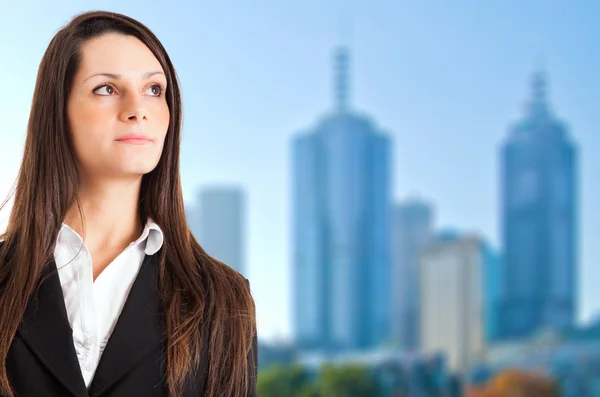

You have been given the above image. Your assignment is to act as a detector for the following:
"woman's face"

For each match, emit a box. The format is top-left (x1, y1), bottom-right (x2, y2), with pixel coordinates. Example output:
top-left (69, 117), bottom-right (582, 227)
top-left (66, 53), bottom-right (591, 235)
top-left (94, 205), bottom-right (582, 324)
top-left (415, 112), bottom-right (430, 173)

top-left (67, 33), bottom-right (170, 181)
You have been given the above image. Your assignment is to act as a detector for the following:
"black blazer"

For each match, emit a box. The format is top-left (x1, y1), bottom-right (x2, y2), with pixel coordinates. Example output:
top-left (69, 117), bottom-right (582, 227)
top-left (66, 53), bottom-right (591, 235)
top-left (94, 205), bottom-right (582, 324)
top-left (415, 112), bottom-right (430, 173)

top-left (5, 252), bottom-right (258, 397)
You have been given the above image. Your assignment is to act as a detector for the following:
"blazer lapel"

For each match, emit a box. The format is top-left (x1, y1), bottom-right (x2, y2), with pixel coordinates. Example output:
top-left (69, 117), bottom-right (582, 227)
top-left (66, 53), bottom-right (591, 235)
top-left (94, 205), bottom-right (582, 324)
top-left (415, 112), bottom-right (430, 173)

top-left (88, 252), bottom-right (166, 396)
top-left (17, 261), bottom-right (88, 397)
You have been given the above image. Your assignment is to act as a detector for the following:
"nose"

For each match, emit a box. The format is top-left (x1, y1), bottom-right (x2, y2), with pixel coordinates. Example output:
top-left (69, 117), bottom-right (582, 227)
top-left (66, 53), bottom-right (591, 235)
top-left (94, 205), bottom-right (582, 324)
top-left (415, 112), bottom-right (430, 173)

top-left (120, 95), bottom-right (148, 122)
top-left (128, 108), bottom-right (148, 121)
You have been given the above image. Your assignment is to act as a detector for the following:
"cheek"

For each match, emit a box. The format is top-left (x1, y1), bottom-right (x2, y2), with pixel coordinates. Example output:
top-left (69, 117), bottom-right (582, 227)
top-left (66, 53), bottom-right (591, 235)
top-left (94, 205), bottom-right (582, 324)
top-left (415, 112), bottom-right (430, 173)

top-left (67, 101), bottom-right (113, 155)
top-left (154, 103), bottom-right (170, 140)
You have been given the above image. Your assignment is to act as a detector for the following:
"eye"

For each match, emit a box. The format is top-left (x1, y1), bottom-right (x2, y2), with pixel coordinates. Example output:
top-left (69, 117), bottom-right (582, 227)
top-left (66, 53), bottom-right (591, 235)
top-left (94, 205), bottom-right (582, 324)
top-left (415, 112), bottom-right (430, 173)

top-left (146, 84), bottom-right (164, 97)
top-left (93, 84), bottom-right (116, 96)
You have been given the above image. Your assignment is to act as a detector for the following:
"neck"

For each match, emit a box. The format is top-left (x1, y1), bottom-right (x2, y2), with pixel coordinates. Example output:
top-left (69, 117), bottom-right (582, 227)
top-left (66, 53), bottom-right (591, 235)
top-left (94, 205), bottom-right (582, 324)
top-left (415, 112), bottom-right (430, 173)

top-left (64, 176), bottom-right (144, 253)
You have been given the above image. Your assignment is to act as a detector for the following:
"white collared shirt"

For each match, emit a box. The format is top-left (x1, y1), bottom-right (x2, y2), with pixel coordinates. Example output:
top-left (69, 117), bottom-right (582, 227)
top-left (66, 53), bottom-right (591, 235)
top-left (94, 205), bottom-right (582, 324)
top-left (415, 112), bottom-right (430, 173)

top-left (53, 219), bottom-right (164, 388)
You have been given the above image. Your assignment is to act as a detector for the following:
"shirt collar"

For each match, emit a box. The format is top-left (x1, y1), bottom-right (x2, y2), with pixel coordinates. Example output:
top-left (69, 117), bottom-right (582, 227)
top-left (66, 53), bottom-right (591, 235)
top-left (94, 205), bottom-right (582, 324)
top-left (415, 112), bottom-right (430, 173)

top-left (57, 217), bottom-right (164, 256)
top-left (137, 218), bottom-right (164, 255)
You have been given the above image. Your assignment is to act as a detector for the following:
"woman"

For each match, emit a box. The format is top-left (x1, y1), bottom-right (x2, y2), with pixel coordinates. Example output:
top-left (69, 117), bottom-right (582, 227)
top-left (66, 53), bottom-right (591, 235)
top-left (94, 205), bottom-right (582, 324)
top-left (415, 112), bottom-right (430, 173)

top-left (0, 10), bottom-right (257, 397)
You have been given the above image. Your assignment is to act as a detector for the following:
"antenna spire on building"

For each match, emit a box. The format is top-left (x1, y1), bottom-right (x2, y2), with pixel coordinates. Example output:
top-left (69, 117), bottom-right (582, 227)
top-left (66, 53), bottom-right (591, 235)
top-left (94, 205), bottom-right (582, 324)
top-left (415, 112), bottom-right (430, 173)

top-left (528, 70), bottom-right (550, 116)
top-left (334, 47), bottom-right (350, 111)
top-left (532, 71), bottom-right (547, 104)
top-left (334, 13), bottom-right (353, 112)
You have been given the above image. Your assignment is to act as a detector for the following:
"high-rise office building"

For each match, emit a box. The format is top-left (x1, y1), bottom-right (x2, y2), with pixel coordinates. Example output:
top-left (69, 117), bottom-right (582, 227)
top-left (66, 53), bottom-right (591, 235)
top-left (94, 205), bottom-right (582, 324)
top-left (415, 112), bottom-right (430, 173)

top-left (189, 185), bottom-right (247, 276)
top-left (420, 234), bottom-right (501, 374)
top-left (499, 72), bottom-right (578, 339)
top-left (292, 47), bottom-right (392, 352)
top-left (391, 198), bottom-right (434, 349)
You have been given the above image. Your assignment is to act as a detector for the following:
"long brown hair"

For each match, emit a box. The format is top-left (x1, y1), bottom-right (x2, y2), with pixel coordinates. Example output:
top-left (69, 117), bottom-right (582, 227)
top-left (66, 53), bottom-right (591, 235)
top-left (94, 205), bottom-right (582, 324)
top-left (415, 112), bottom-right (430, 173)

top-left (0, 10), bottom-right (256, 397)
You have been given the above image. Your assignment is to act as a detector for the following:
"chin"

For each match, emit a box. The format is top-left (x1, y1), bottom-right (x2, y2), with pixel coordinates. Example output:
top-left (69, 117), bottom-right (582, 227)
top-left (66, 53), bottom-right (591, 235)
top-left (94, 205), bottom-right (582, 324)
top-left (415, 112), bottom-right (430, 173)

top-left (131, 166), bottom-right (158, 176)
top-left (116, 164), bottom-right (159, 178)
top-left (126, 158), bottom-right (161, 172)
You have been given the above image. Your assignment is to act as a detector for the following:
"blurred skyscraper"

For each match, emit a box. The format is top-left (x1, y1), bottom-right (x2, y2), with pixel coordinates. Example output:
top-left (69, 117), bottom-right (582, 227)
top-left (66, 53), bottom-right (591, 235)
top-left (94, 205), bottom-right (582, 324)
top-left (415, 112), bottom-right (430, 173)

top-left (420, 233), bottom-right (501, 375)
top-left (188, 185), bottom-right (247, 276)
top-left (391, 197), bottom-right (434, 350)
top-left (499, 72), bottom-right (578, 340)
top-left (292, 47), bottom-right (392, 352)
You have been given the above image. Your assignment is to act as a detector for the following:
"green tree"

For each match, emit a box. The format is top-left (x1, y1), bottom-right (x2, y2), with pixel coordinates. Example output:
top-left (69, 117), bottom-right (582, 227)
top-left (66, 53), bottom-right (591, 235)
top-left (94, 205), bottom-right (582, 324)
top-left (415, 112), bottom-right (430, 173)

top-left (257, 364), bottom-right (311, 397)
top-left (297, 384), bottom-right (322, 397)
top-left (316, 363), bottom-right (380, 397)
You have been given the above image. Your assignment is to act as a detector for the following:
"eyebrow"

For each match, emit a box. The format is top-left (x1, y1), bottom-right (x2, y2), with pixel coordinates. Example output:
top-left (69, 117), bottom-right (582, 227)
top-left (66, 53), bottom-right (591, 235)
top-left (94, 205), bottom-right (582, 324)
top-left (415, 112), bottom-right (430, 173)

top-left (83, 71), bottom-right (165, 82)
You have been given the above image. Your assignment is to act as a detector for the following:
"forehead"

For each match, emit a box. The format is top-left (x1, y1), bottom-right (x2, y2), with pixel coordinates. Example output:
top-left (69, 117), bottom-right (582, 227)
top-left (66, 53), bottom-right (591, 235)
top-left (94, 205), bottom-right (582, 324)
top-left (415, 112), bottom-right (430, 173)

top-left (77, 33), bottom-right (165, 77)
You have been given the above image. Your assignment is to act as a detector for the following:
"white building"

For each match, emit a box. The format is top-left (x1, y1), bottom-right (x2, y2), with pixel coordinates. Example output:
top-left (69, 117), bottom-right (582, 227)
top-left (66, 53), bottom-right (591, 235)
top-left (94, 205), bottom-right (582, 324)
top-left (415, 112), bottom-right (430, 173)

top-left (420, 233), bottom-right (490, 375)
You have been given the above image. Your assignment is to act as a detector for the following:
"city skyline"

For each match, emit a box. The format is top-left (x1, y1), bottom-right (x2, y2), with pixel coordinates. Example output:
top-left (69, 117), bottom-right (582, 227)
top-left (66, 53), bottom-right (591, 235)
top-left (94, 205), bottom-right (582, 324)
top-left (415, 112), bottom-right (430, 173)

top-left (3, 1), bottom-right (600, 341)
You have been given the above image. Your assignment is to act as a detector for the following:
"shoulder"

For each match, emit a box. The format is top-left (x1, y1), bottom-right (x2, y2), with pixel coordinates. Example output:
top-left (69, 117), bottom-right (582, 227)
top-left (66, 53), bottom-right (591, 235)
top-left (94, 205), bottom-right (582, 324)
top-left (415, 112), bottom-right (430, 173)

top-left (210, 257), bottom-right (252, 290)
top-left (194, 255), bottom-right (254, 308)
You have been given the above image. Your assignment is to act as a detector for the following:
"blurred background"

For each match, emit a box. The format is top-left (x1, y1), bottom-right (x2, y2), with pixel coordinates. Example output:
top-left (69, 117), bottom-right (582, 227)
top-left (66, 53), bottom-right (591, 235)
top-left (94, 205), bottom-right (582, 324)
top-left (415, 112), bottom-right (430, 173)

top-left (3, 1), bottom-right (600, 395)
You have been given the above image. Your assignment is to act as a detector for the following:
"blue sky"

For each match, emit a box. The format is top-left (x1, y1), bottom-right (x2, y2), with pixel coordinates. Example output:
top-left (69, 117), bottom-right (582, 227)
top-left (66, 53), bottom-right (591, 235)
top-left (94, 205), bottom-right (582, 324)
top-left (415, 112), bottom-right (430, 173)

top-left (2, 1), bottom-right (600, 340)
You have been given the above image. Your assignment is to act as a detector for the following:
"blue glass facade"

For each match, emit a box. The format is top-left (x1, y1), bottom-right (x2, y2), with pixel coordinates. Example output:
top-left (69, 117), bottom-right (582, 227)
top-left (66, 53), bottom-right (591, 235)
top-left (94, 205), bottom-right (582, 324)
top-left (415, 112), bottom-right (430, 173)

top-left (391, 199), bottom-right (433, 349)
top-left (499, 72), bottom-right (578, 339)
top-left (483, 244), bottom-right (502, 343)
top-left (292, 48), bottom-right (392, 352)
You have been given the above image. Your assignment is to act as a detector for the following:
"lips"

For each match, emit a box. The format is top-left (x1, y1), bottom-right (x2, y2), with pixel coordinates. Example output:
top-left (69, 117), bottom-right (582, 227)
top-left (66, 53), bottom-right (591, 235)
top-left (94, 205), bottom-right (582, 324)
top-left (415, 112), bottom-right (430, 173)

top-left (115, 134), bottom-right (153, 144)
